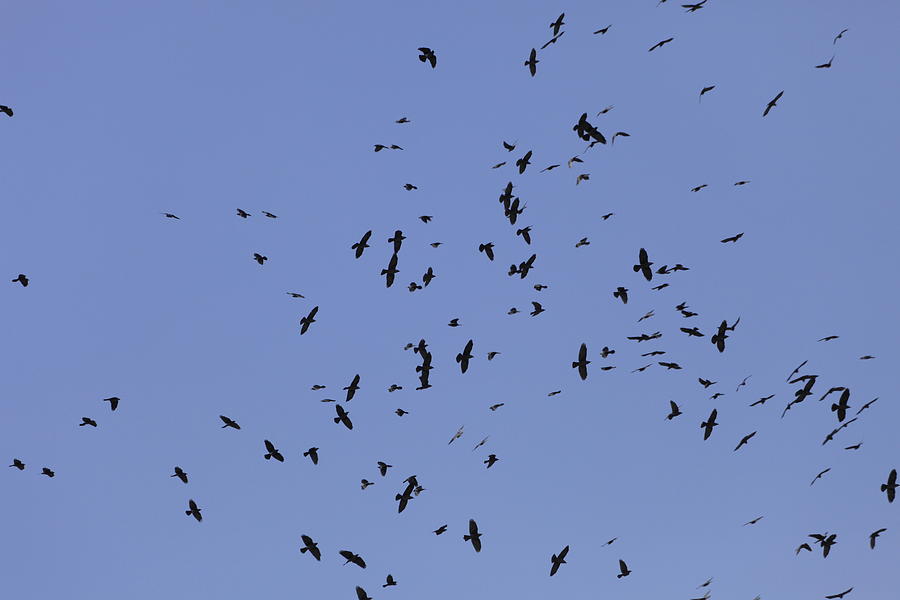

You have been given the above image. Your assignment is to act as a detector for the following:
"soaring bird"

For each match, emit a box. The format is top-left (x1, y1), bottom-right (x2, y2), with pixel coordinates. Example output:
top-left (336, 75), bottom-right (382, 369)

top-left (816, 56), bottom-right (834, 69)
top-left (516, 150), bottom-right (533, 173)
top-left (720, 232), bottom-right (744, 243)
top-left (219, 415), bottom-right (241, 430)
top-left (763, 91), bottom-right (784, 116)
top-left (572, 343), bottom-right (590, 381)
top-left (352, 231), bottom-right (372, 258)
top-left (434, 525), bottom-right (447, 535)
top-left (303, 447), bottom-right (319, 465)
top-left (484, 454), bottom-right (499, 468)
top-left (701, 409), bottom-right (718, 440)
top-left (825, 589), bottom-right (853, 599)
top-left (734, 431), bottom-right (757, 451)
top-left (252, 253), bottom-right (267, 265)
top-left (594, 25), bottom-right (611, 35)
top-left (699, 85), bottom-right (715, 101)
top-left (11, 274), bottom-right (28, 287)
top-left (549, 13), bottom-right (565, 35)
top-left (236, 208), bottom-right (250, 218)
top-left (79, 417), bottom-right (97, 427)
top-left (831, 389), bottom-right (851, 422)
top-left (9, 459), bottom-right (25, 470)
top-left (300, 535), bottom-right (321, 560)
top-left (464, 519), bottom-right (483, 552)
top-left (300, 306), bottom-right (319, 335)
top-left (263, 440), bottom-right (284, 462)
top-left (383, 574), bottom-right (398, 588)
top-left (613, 287), bottom-right (628, 304)
top-left (810, 467), bottom-right (831, 486)
top-left (666, 401), bottom-right (682, 420)
top-left (381, 253), bottom-right (400, 288)
top-left (648, 38), bottom-right (674, 52)
top-left (882, 469), bottom-right (897, 503)
top-left (869, 528), bottom-right (887, 549)
top-left (339, 550), bottom-right (367, 568)
top-left (0, 105), bottom-right (13, 117)
top-left (525, 48), bottom-right (539, 77)
top-left (343, 374), bottom-right (361, 402)
top-left (356, 587), bottom-right (372, 600)
top-left (377, 461), bottom-right (392, 477)
top-left (633, 248), bottom-right (653, 281)
top-left (456, 339), bottom-right (475, 374)
top-left (833, 29), bottom-right (849, 44)
top-left (478, 242), bottom-right (495, 261)
top-left (550, 545), bottom-right (569, 576)
top-left (171, 466), bottom-right (188, 483)
top-left (417, 47), bottom-right (437, 68)
top-left (617, 559), bottom-right (631, 578)
top-left (185, 499), bottom-right (202, 522)
top-left (334, 405), bottom-right (353, 430)
top-left (41, 467), bottom-right (55, 477)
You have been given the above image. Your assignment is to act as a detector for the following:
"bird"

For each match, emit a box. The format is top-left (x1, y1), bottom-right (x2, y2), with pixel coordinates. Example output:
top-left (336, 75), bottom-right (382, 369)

top-left (489, 403), bottom-right (504, 411)
top-left (41, 467), bottom-right (55, 477)
top-left (743, 516), bottom-right (764, 526)
top-left (831, 389), bottom-right (851, 422)
top-left (530, 302), bottom-right (545, 317)
top-left (810, 468), bottom-right (831, 486)
top-left (516, 150), bottom-right (532, 173)
top-left (484, 454), bottom-right (499, 468)
top-left (648, 38), bottom-right (674, 52)
top-left (734, 431), bottom-right (757, 451)
top-left (262, 211), bottom-right (278, 218)
top-left (377, 461), bottom-right (392, 477)
top-left (334, 405), bottom-right (353, 430)
top-left (219, 415), bottom-right (240, 430)
top-left (701, 409), bottom-right (718, 440)
top-left (549, 13), bottom-right (565, 35)
top-left (419, 215), bottom-right (432, 223)
top-left (881, 469), bottom-right (897, 503)
top-left (403, 183), bottom-right (418, 190)
top-left (611, 131), bottom-right (630, 144)
top-left (355, 586), bottom-right (372, 600)
top-left (9, 459), bottom-right (25, 470)
top-left (171, 467), bottom-right (188, 483)
top-left (683, 0), bottom-right (707, 12)
top-left (594, 25), bottom-right (611, 35)
top-left (550, 545), bottom-right (569, 576)
top-left (472, 437), bottom-right (489, 452)
top-left (681, 327), bottom-right (704, 337)
top-left (383, 574), bottom-right (397, 588)
top-left (795, 543), bottom-right (812, 554)
top-left (162, 212), bottom-right (180, 219)
top-left (720, 232), bottom-right (744, 243)
top-left (487, 352), bottom-right (501, 361)
top-left (541, 164), bottom-right (560, 172)
top-left (340, 550), bottom-right (367, 568)
top-left (286, 292), bottom-right (305, 298)
top-left (734, 180), bottom-right (750, 186)
top-left (633, 248), bottom-right (653, 281)
top-left (859, 355), bottom-right (876, 360)
top-left (699, 378), bottom-right (716, 388)
top-left (252, 253), bottom-right (267, 265)
top-left (185, 499), bottom-right (202, 522)
top-left (825, 589), bottom-right (853, 599)
top-left (395, 117), bottom-right (410, 124)
top-left (0, 104), bottom-right (13, 117)
top-left (844, 443), bottom-right (862, 450)
top-left (856, 397), bottom-right (879, 415)
top-left (464, 519), bottom-right (483, 552)
top-left (434, 525), bottom-right (447, 535)
top-left (575, 237), bottom-right (590, 248)
top-left (691, 184), bottom-right (708, 192)
top-left (395, 408), bottom-right (408, 417)
top-left (478, 243), bottom-right (495, 261)
top-left (343, 374), bottom-right (361, 402)
top-left (575, 173), bottom-right (590, 185)
top-left (303, 447), bottom-right (319, 465)
top-left (417, 47), bottom-right (436, 68)
top-left (617, 559), bottom-right (631, 578)
top-left (516, 226), bottom-right (532, 244)
top-left (833, 29), bottom-right (849, 44)
top-left (525, 48), bottom-right (538, 76)
top-left (870, 528), bottom-right (887, 549)
top-left (263, 440), bottom-right (284, 462)
top-left (573, 343), bottom-right (590, 381)
top-left (666, 401), bottom-right (682, 420)
top-left (448, 318), bottom-right (461, 327)
top-left (300, 535), bottom-right (321, 560)
top-left (816, 56), bottom-right (834, 69)
top-left (361, 479), bottom-right (374, 489)
top-left (300, 306), bottom-right (319, 335)
top-left (352, 231), bottom-right (372, 258)
top-left (11, 274), bottom-right (28, 287)
top-left (763, 91), bottom-right (784, 116)
top-left (78, 417), bottom-right (97, 427)
top-left (819, 335), bottom-right (839, 342)
top-left (699, 85), bottom-right (716, 101)
top-left (236, 208), bottom-right (250, 218)
top-left (540, 31), bottom-right (564, 50)
top-left (750, 394), bottom-right (774, 407)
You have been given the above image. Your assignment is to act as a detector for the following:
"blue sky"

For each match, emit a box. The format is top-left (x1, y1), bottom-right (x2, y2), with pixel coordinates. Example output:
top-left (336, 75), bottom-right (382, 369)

top-left (2, 1), bottom-right (898, 598)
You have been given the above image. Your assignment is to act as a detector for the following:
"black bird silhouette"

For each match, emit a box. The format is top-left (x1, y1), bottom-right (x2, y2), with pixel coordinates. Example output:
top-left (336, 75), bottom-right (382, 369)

top-left (882, 469), bottom-right (897, 503)
top-left (219, 415), bottom-right (240, 430)
top-left (303, 447), bottom-right (319, 465)
top-left (720, 232), bottom-right (744, 243)
top-left (236, 208), bottom-right (250, 218)
top-left (340, 550), bottom-right (367, 568)
top-left (456, 339), bottom-right (474, 374)
top-left (344, 374), bottom-right (361, 402)
top-left (549, 12), bottom-right (565, 35)
top-left (666, 401), bottom-right (682, 420)
top-left (550, 545), bottom-right (569, 576)
top-left (252, 253), bottom-right (267, 265)
top-left (831, 389), bottom-right (851, 422)
top-left (516, 226), bottom-right (532, 245)
top-left (300, 535), bottom-right (321, 560)
top-left (530, 301), bottom-right (545, 317)
top-left (287, 292), bottom-right (305, 298)
top-left (525, 48), bottom-right (538, 77)
top-left (810, 468), bottom-right (831, 486)
top-left (701, 409), bottom-right (718, 440)
top-left (79, 417), bottom-right (97, 427)
top-left (825, 589), bottom-right (853, 600)
top-left (711, 320), bottom-right (729, 352)
top-left (478, 243), bottom-right (495, 261)
top-left (573, 343), bottom-right (590, 380)
top-left (833, 29), bottom-right (849, 44)
top-left (484, 454), bottom-right (499, 468)
top-left (388, 230), bottom-right (405, 253)
top-left (0, 105), bottom-right (13, 117)
top-left (633, 248), bottom-right (653, 281)
top-left (377, 461), bottom-right (392, 476)
top-left (356, 586), bottom-right (372, 600)
top-left (856, 397), bottom-right (878, 415)
top-left (383, 574), bottom-right (397, 588)
top-left (743, 516), bottom-right (764, 526)
top-left (171, 466), bottom-right (188, 483)
top-left (734, 431), bottom-right (757, 451)
top-left (594, 25), bottom-right (611, 35)
top-left (614, 287), bottom-right (628, 304)
top-left (434, 525), bottom-right (447, 535)
top-left (334, 405), bottom-right (353, 430)
top-left (681, 327), bottom-right (704, 337)
top-left (162, 213), bottom-right (180, 219)
top-left (617, 559), bottom-right (631, 578)
top-left (41, 467), bottom-right (55, 477)
top-left (464, 519), bottom-right (483, 552)
top-left (185, 499), bottom-right (202, 522)
top-left (422, 267), bottom-right (436, 287)
top-left (683, 0), bottom-right (707, 11)
top-left (417, 47), bottom-right (436, 68)
top-left (352, 231), bottom-right (372, 258)
top-left (763, 91), bottom-right (784, 116)
top-left (300, 306), bottom-right (319, 335)
top-left (503, 141), bottom-right (516, 152)
top-left (816, 56), bottom-right (835, 69)
top-left (611, 132), bottom-right (630, 144)
top-left (9, 459), bottom-right (25, 470)
top-left (262, 211), bottom-right (277, 218)
top-left (381, 254), bottom-right (399, 288)
top-left (516, 150), bottom-right (533, 173)
top-left (870, 528), bottom-right (887, 549)
top-left (263, 440), bottom-right (284, 462)
top-left (648, 38), bottom-right (674, 52)
top-left (819, 335), bottom-right (839, 342)
top-left (699, 85), bottom-right (715, 101)
top-left (691, 184), bottom-right (708, 193)
top-left (11, 274), bottom-right (28, 287)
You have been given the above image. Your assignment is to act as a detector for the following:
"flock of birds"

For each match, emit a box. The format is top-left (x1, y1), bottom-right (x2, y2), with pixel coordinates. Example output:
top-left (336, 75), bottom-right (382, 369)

top-left (4, 5), bottom-right (894, 600)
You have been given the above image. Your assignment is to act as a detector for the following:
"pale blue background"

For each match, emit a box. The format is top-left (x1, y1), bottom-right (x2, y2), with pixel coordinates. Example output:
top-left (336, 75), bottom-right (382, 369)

top-left (2, 1), bottom-right (898, 599)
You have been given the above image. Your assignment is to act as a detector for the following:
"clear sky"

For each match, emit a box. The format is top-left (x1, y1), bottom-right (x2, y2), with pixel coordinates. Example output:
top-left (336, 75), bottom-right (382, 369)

top-left (2, 1), bottom-right (898, 599)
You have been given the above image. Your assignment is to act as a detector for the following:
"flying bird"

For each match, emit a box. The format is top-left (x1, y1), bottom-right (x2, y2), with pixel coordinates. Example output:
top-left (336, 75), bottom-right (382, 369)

top-left (549, 13), bottom-right (565, 36)
top-left (763, 91), bottom-right (784, 117)
top-left (525, 48), bottom-right (538, 76)
top-left (833, 29), bottom-right (849, 44)
top-left (617, 559), bottom-right (631, 578)
top-left (263, 440), bottom-right (284, 462)
top-left (881, 469), bottom-right (897, 503)
top-left (352, 231), bottom-right (372, 258)
top-left (300, 306), bottom-right (319, 335)
top-left (720, 232), bottom-right (744, 243)
top-left (300, 535), bottom-right (321, 560)
top-left (340, 550), bottom-right (367, 568)
top-left (334, 405), bottom-right (353, 430)
top-left (344, 374), bottom-right (361, 401)
top-left (219, 415), bottom-right (240, 430)
top-left (666, 401), bottom-right (682, 420)
top-left (303, 447), bottom-right (319, 465)
top-left (417, 47), bottom-right (436, 68)
top-left (550, 545), bottom-right (569, 576)
top-left (734, 431), bottom-right (757, 451)
top-left (633, 248), bottom-right (653, 281)
top-left (185, 499), bottom-right (202, 522)
top-left (816, 56), bottom-right (834, 69)
top-left (699, 85), bottom-right (715, 101)
top-left (825, 589), bottom-right (853, 600)
top-left (870, 528), bottom-right (887, 549)
top-left (9, 459), bottom-right (25, 470)
top-left (11, 274), bottom-right (28, 287)
top-left (701, 409), bottom-right (718, 440)
top-left (171, 467), bottom-right (188, 483)
top-left (648, 38), bottom-right (674, 52)
top-left (464, 519), bottom-right (483, 552)
top-left (573, 343), bottom-right (590, 380)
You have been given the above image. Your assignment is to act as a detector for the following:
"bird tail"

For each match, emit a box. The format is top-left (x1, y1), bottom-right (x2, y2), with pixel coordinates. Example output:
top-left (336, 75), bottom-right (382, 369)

top-left (456, 354), bottom-right (462, 363)
top-left (617, 574), bottom-right (624, 579)
top-left (184, 510), bottom-right (192, 516)
top-left (264, 454), bottom-right (272, 460)
top-left (333, 417), bottom-right (341, 424)
top-left (463, 535), bottom-right (471, 542)
top-left (300, 547), bottom-right (308, 553)
top-left (881, 484), bottom-right (889, 492)
top-left (830, 403), bottom-right (839, 412)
